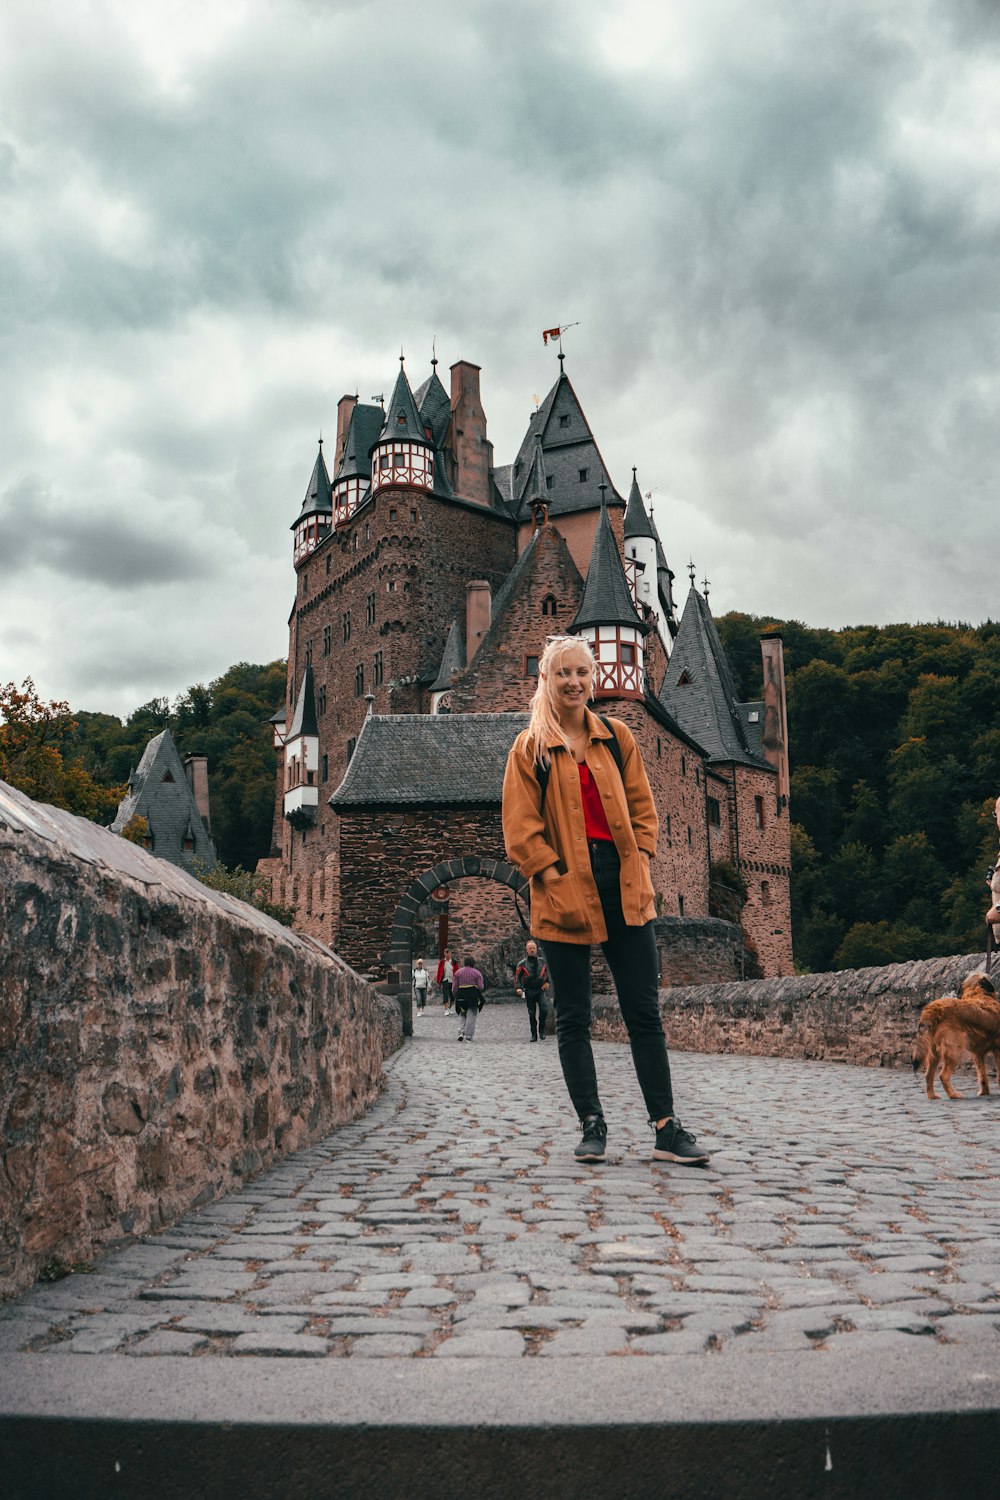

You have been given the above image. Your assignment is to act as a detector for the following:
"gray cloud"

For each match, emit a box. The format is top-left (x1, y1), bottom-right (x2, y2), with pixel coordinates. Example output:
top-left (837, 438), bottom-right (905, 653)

top-left (1, 0), bottom-right (999, 714)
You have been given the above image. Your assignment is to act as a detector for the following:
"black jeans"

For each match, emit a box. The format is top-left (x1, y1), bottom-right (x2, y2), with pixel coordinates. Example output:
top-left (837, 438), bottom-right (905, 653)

top-left (524, 992), bottom-right (549, 1039)
top-left (540, 840), bottom-right (673, 1123)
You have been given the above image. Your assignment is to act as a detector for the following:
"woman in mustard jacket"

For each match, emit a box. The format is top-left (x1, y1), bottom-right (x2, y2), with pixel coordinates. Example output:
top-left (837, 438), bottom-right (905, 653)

top-left (502, 635), bottom-right (709, 1167)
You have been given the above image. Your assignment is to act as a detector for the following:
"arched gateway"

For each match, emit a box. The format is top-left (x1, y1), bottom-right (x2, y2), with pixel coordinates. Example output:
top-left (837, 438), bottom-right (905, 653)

top-left (385, 858), bottom-right (529, 1032)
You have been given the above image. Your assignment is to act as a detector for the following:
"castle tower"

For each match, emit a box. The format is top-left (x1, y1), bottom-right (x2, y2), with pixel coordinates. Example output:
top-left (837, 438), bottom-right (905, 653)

top-left (282, 664), bottom-right (320, 827)
top-left (292, 440), bottom-right (333, 566)
top-left (372, 359), bottom-right (435, 496)
top-left (571, 488), bottom-right (647, 699)
top-left (623, 468), bottom-right (658, 613)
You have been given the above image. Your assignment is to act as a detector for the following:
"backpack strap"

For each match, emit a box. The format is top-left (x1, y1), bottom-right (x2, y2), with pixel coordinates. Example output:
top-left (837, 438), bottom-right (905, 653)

top-left (534, 715), bottom-right (623, 807)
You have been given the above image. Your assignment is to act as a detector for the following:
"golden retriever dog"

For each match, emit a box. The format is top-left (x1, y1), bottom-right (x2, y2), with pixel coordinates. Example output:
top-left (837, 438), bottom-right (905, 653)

top-left (912, 973), bottom-right (1000, 1100)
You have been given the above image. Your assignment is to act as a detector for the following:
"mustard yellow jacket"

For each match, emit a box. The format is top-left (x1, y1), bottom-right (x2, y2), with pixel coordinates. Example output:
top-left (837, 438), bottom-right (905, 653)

top-left (502, 709), bottom-right (658, 945)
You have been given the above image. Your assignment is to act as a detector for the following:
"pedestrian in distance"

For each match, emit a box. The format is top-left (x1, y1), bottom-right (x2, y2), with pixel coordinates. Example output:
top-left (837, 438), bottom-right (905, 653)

top-left (412, 958), bottom-right (429, 1015)
top-left (452, 957), bottom-right (485, 1042)
top-left (436, 949), bottom-right (455, 1015)
top-left (515, 939), bottom-right (550, 1042)
top-left (502, 634), bottom-right (710, 1167)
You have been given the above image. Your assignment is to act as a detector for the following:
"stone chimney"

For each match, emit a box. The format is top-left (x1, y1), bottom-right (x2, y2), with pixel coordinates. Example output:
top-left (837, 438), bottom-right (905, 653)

top-left (466, 580), bottom-right (492, 661)
top-left (335, 394), bottom-right (357, 469)
top-left (449, 361), bottom-right (491, 507)
top-left (184, 754), bottom-right (212, 833)
top-left (759, 634), bottom-right (790, 807)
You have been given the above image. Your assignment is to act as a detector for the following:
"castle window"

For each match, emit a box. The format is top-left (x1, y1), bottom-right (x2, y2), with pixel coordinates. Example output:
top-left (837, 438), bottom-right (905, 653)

top-left (545, 476), bottom-right (554, 490)
top-left (392, 450), bottom-right (404, 466)
top-left (678, 669), bottom-right (694, 686)
top-left (343, 611), bottom-right (351, 643)
top-left (389, 507), bottom-right (397, 521)
top-left (410, 508), bottom-right (417, 522)
top-left (318, 686), bottom-right (327, 715)
top-left (352, 532), bottom-right (358, 551)
top-left (182, 836), bottom-right (194, 853)
top-left (525, 656), bottom-right (539, 677)
top-left (364, 522), bottom-right (370, 542)
top-left (161, 770), bottom-right (174, 783)
top-left (621, 641), bottom-right (636, 665)
top-left (305, 640), bottom-right (313, 667)
top-left (681, 755), bottom-right (686, 777)
top-left (708, 797), bottom-right (721, 827)
top-left (541, 594), bottom-right (558, 616)
top-left (321, 753), bottom-right (328, 783)
top-left (323, 625), bottom-right (331, 656)
top-left (678, 893), bottom-right (685, 916)
top-left (559, 414), bottom-right (569, 428)
top-left (666, 814), bottom-right (672, 842)
top-left (755, 795), bottom-right (765, 830)
top-left (355, 664), bottom-right (364, 696)
top-left (301, 569), bottom-right (309, 593)
top-left (695, 766), bottom-right (701, 786)
top-left (656, 738), bottom-right (662, 758)
top-left (761, 879), bottom-right (771, 905)
top-left (366, 591), bottom-right (375, 625)
top-left (373, 650), bottom-right (383, 686)
top-left (579, 468), bottom-right (588, 482)
top-left (687, 825), bottom-right (692, 846)
top-left (380, 454), bottom-right (389, 470)
top-left (397, 411), bottom-right (406, 425)
top-left (387, 580), bottom-right (396, 592)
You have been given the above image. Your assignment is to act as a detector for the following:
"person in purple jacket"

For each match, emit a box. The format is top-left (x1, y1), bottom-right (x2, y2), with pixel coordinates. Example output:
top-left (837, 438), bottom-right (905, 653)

top-left (452, 958), bottom-right (485, 1042)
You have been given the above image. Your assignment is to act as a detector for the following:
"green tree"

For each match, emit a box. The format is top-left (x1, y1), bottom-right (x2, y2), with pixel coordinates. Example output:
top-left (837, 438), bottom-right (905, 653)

top-left (0, 679), bottom-right (124, 821)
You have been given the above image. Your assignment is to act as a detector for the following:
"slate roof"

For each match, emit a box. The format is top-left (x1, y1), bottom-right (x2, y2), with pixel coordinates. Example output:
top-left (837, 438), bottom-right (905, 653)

top-left (571, 500), bottom-right (644, 633)
top-left (287, 664), bottom-right (318, 740)
top-left (414, 367), bottom-right (451, 448)
top-left (430, 617), bottom-right (466, 692)
top-left (334, 404), bottom-right (384, 483)
top-left (297, 441), bottom-right (332, 518)
top-left (624, 471), bottom-right (656, 540)
top-left (378, 365), bottom-right (430, 446)
top-left (659, 588), bottom-right (767, 767)
top-left (505, 372), bottom-right (624, 521)
top-left (110, 728), bottom-right (217, 871)
top-left (330, 713), bottom-right (531, 806)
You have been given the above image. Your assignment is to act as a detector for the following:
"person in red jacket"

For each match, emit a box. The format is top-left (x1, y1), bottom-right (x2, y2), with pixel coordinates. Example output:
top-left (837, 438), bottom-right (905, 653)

top-left (436, 949), bottom-right (455, 1015)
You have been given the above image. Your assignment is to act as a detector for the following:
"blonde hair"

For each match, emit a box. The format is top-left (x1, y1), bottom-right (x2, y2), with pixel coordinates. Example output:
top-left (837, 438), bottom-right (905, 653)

top-left (526, 635), bottom-right (596, 767)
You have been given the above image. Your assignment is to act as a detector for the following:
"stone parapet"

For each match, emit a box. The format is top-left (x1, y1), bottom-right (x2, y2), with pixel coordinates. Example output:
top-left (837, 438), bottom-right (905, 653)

top-left (593, 951), bottom-right (985, 1066)
top-left (0, 781), bottom-right (401, 1302)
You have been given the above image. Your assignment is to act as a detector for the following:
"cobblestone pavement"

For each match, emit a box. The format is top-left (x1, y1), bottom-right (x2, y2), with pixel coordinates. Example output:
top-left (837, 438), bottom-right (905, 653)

top-left (5, 1004), bottom-right (1000, 1362)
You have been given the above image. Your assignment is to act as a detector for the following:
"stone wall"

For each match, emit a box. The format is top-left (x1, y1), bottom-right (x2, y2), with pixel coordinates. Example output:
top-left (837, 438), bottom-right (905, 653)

top-left (0, 781), bottom-right (401, 1302)
top-left (592, 951), bottom-right (986, 1068)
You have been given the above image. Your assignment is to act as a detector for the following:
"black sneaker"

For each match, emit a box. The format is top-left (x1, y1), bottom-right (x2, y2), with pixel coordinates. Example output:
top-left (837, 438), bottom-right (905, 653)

top-left (575, 1115), bottom-right (607, 1162)
top-left (651, 1118), bottom-right (710, 1166)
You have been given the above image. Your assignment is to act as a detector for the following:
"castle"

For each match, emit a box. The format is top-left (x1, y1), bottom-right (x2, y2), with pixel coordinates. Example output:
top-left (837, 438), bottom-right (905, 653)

top-left (258, 348), bottom-right (793, 980)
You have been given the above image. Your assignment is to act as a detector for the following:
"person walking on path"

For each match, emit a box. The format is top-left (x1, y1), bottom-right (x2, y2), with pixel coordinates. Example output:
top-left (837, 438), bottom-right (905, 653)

top-left (501, 634), bottom-right (710, 1167)
top-left (412, 958), bottom-right (429, 1016)
top-left (436, 950), bottom-right (455, 1015)
top-left (515, 940), bottom-right (550, 1042)
top-left (452, 957), bottom-right (485, 1042)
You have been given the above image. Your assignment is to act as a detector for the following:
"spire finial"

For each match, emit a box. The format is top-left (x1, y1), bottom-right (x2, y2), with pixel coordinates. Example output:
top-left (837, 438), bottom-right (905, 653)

top-left (431, 335), bottom-right (438, 370)
top-left (318, 430), bottom-right (323, 448)
top-left (598, 476), bottom-right (608, 509)
top-left (558, 348), bottom-right (565, 372)
top-left (702, 575), bottom-right (711, 603)
top-left (399, 346), bottom-right (405, 369)
top-left (687, 559), bottom-right (696, 584)
top-left (632, 465), bottom-right (637, 480)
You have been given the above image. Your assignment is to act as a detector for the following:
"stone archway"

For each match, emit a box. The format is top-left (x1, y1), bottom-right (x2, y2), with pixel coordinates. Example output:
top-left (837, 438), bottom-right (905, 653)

top-left (384, 856), bottom-right (529, 1035)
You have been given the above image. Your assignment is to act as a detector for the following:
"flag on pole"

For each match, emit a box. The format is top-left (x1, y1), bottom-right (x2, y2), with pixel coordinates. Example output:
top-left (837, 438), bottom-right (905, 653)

top-left (542, 327), bottom-right (561, 345)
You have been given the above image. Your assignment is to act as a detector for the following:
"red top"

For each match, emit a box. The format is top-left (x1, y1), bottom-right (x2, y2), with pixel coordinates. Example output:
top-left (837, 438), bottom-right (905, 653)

top-left (578, 762), bottom-right (615, 842)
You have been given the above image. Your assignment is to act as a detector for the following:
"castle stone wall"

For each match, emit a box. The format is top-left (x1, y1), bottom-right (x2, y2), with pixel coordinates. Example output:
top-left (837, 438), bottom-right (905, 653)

top-left (0, 781), bottom-right (400, 1302)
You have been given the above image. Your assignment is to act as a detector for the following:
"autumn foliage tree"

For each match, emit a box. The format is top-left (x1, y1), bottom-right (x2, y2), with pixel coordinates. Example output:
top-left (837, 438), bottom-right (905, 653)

top-left (0, 679), bottom-right (124, 821)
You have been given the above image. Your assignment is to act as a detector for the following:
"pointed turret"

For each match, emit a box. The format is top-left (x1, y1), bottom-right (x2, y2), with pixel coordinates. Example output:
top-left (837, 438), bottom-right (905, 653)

top-left (111, 728), bottom-right (216, 870)
top-left (291, 439), bottom-right (333, 565)
top-left (622, 468), bottom-right (658, 619)
top-left (659, 586), bottom-right (762, 765)
top-left (571, 488), bottom-right (646, 699)
top-left (372, 359), bottom-right (435, 496)
top-left (429, 617), bottom-right (466, 713)
top-left (283, 664), bottom-right (320, 826)
top-left (333, 402), bottom-right (383, 524)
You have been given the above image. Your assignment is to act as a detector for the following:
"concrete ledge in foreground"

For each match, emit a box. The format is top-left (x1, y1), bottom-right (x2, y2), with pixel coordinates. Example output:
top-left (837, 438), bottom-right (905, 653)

top-left (2, 1347), bottom-right (999, 1500)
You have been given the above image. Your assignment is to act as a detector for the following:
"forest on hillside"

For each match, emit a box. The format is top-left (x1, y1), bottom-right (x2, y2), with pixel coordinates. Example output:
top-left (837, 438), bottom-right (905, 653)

top-left (4, 617), bottom-right (1000, 972)
top-left (717, 614), bottom-right (1000, 971)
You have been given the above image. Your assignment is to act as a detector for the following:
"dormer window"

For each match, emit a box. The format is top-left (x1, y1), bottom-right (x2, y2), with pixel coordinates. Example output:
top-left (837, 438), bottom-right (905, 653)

top-left (579, 468), bottom-right (588, 482)
top-left (162, 770), bottom-right (174, 783)
top-left (546, 476), bottom-right (554, 490)
top-left (559, 414), bottom-right (569, 428)
top-left (397, 411), bottom-right (406, 425)
top-left (678, 669), bottom-right (694, 686)
top-left (541, 594), bottom-right (558, 616)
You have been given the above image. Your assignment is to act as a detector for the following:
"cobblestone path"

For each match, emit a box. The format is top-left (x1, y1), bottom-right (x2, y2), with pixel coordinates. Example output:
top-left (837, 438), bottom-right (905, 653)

top-left (5, 1005), bottom-right (1000, 1361)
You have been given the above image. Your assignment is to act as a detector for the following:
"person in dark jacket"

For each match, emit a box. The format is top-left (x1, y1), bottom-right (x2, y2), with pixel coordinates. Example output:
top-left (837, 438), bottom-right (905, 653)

top-left (452, 958), bottom-right (485, 1042)
top-left (515, 940), bottom-right (550, 1041)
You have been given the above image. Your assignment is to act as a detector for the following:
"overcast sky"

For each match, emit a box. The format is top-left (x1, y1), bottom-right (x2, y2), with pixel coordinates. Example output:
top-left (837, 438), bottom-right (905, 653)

top-left (3, 0), bottom-right (999, 719)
